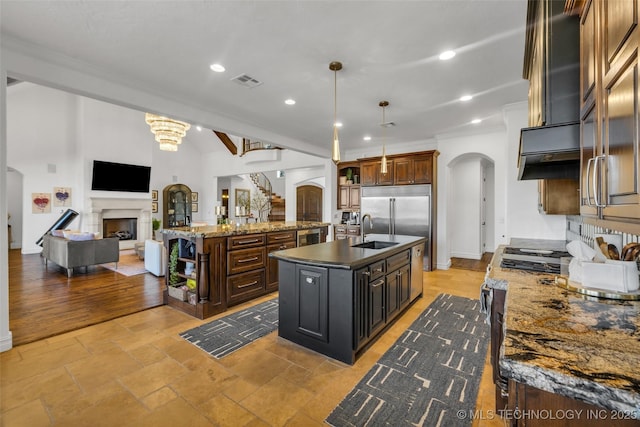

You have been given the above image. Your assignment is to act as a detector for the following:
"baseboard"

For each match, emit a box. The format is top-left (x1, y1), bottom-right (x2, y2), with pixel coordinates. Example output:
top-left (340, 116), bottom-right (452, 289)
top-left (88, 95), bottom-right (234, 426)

top-left (437, 259), bottom-right (452, 270)
top-left (0, 331), bottom-right (13, 352)
top-left (450, 251), bottom-right (482, 260)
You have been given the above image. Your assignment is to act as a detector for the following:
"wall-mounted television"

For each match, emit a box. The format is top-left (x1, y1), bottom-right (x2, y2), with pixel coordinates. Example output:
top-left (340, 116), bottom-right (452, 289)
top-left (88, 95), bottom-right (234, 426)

top-left (91, 160), bottom-right (151, 193)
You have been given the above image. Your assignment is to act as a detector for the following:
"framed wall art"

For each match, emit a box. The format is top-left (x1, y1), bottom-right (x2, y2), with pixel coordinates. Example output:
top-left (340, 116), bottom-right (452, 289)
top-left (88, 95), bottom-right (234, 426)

top-left (191, 192), bottom-right (198, 202)
top-left (53, 187), bottom-right (72, 207)
top-left (152, 190), bottom-right (158, 201)
top-left (32, 193), bottom-right (51, 213)
top-left (152, 202), bottom-right (158, 213)
top-left (191, 203), bottom-right (198, 213)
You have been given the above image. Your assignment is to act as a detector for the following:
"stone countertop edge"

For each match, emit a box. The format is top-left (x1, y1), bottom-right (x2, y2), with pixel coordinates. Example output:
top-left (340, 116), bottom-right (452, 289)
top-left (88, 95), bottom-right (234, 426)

top-left (269, 234), bottom-right (426, 270)
top-left (488, 245), bottom-right (640, 413)
top-left (161, 221), bottom-right (330, 238)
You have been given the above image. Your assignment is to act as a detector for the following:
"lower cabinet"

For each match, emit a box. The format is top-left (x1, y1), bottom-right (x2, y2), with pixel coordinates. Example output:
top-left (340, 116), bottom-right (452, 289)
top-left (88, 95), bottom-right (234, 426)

top-left (294, 264), bottom-right (329, 342)
top-left (355, 251), bottom-right (410, 351)
top-left (491, 288), bottom-right (508, 411)
top-left (266, 230), bottom-right (297, 292)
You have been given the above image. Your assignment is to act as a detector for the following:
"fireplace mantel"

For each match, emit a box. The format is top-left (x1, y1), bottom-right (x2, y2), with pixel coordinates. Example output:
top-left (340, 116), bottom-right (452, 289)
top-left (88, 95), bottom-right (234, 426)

top-left (85, 197), bottom-right (152, 249)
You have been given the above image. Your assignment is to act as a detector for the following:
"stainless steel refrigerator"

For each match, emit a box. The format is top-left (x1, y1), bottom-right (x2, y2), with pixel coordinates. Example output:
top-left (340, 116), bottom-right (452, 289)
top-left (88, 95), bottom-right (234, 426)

top-left (360, 185), bottom-right (431, 271)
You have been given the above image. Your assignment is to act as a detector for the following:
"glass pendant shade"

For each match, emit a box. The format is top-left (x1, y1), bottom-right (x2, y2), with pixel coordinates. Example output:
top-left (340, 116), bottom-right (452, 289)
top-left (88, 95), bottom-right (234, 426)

top-left (381, 145), bottom-right (388, 174)
top-left (330, 61), bottom-right (342, 164)
top-left (379, 101), bottom-right (389, 174)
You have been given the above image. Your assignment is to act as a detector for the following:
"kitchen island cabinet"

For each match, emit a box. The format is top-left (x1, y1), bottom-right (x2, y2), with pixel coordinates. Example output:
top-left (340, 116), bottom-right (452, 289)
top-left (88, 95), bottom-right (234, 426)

top-left (162, 221), bottom-right (328, 319)
top-left (484, 245), bottom-right (640, 425)
top-left (271, 234), bottom-right (425, 364)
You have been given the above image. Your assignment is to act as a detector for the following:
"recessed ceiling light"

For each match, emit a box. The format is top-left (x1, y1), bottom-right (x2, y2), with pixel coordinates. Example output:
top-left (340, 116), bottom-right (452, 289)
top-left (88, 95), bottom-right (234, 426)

top-left (196, 125), bottom-right (202, 131)
top-left (285, 99), bottom-right (296, 105)
top-left (471, 119), bottom-right (482, 124)
top-left (334, 122), bottom-right (343, 128)
top-left (439, 50), bottom-right (456, 61)
top-left (209, 63), bottom-right (225, 72)
top-left (460, 95), bottom-right (473, 102)
top-left (363, 136), bottom-right (372, 141)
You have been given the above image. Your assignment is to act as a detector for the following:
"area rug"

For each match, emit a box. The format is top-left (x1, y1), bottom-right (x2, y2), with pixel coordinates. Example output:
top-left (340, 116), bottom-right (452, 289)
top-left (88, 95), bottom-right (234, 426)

top-left (179, 298), bottom-right (279, 359)
top-left (100, 249), bottom-right (148, 276)
top-left (326, 294), bottom-right (489, 427)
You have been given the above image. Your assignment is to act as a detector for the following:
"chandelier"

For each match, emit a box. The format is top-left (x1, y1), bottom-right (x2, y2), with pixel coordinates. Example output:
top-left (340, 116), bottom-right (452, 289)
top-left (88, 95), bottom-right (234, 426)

top-left (380, 101), bottom-right (389, 174)
top-left (329, 61), bottom-right (342, 164)
top-left (145, 113), bottom-right (191, 152)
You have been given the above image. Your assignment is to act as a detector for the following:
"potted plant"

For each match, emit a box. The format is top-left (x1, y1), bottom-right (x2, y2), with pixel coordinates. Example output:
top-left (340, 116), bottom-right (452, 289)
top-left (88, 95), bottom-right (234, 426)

top-left (152, 218), bottom-right (162, 241)
top-left (345, 168), bottom-right (353, 185)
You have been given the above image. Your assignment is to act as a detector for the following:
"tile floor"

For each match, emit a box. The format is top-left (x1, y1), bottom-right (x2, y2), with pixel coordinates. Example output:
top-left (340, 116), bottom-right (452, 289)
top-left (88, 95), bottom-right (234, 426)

top-left (1, 268), bottom-right (504, 426)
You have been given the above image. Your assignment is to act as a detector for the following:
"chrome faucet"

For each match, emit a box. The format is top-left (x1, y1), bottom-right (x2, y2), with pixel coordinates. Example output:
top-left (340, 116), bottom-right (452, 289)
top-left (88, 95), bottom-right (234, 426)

top-left (361, 214), bottom-right (373, 241)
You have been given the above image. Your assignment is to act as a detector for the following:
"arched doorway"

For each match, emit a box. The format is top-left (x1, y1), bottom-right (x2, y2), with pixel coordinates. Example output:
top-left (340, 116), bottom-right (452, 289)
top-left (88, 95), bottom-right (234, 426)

top-left (296, 185), bottom-right (323, 222)
top-left (448, 154), bottom-right (495, 260)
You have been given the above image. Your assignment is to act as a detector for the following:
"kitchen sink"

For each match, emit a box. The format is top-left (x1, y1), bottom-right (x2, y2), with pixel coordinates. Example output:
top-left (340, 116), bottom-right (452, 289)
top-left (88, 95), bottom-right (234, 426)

top-left (351, 241), bottom-right (399, 250)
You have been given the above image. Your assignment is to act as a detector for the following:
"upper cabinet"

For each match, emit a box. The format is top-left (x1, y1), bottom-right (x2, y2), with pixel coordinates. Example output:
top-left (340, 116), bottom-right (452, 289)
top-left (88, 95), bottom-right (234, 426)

top-left (358, 151), bottom-right (436, 187)
top-left (394, 155), bottom-right (432, 185)
top-left (573, 0), bottom-right (640, 221)
top-left (524, 0), bottom-right (580, 127)
top-left (337, 162), bottom-right (361, 211)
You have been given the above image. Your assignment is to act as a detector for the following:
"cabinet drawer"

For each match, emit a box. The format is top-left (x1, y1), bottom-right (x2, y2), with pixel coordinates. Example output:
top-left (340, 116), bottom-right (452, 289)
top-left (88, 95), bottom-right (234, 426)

top-left (228, 234), bottom-right (266, 250)
top-left (334, 225), bottom-right (347, 234)
top-left (386, 249), bottom-right (410, 272)
top-left (227, 247), bottom-right (266, 275)
top-left (267, 231), bottom-right (296, 245)
top-left (227, 269), bottom-right (265, 305)
top-left (369, 260), bottom-right (386, 280)
top-left (346, 226), bottom-right (360, 235)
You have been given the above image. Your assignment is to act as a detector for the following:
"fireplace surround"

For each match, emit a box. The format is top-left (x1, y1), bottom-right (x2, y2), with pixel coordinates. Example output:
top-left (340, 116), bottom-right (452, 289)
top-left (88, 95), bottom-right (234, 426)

top-left (86, 198), bottom-right (151, 249)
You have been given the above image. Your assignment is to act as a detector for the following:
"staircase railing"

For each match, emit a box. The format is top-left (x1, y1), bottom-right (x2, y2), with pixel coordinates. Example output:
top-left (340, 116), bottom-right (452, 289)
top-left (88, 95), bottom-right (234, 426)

top-left (249, 172), bottom-right (273, 221)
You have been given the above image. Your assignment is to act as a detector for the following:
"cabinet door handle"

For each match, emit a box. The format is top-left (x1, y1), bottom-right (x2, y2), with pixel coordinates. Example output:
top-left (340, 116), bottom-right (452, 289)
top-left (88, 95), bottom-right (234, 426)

top-left (371, 280), bottom-right (384, 288)
top-left (279, 245), bottom-right (287, 250)
top-left (594, 155), bottom-right (606, 208)
top-left (373, 267), bottom-right (383, 273)
top-left (237, 239), bottom-right (260, 245)
top-left (238, 280), bottom-right (258, 289)
top-left (237, 256), bottom-right (259, 263)
top-left (586, 157), bottom-right (594, 207)
top-left (272, 235), bottom-right (292, 240)
top-left (361, 271), bottom-right (371, 276)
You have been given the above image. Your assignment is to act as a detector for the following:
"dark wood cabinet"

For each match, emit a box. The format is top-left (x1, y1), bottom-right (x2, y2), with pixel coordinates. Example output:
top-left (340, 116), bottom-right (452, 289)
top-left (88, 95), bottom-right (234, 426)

top-left (575, 0), bottom-right (640, 223)
top-left (334, 224), bottom-right (360, 240)
top-left (394, 155), bottom-right (432, 185)
top-left (360, 160), bottom-right (393, 186)
top-left (538, 179), bottom-right (579, 214)
top-left (339, 184), bottom-right (360, 210)
top-left (397, 264), bottom-right (411, 308)
top-left (266, 231), bottom-right (296, 291)
top-left (163, 184), bottom-right (193, 228)
top-left (294, 264), bottom-right (329, 341)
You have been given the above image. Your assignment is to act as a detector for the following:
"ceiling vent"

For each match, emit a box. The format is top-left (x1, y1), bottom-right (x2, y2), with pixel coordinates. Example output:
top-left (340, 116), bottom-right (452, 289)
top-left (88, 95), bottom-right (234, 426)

top-left (231, 74), bottom-right (263, 88)
top-left (380, 121), bottom-right (396, 128)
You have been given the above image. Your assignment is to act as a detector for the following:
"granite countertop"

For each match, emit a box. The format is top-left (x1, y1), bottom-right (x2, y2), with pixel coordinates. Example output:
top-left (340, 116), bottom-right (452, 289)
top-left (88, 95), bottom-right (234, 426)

top-left (487, 244), bottom-right (640, 413)
top-left (270, 233), bottom-right (425, 270)
top-left (162, 221), bottom-right (330, 238)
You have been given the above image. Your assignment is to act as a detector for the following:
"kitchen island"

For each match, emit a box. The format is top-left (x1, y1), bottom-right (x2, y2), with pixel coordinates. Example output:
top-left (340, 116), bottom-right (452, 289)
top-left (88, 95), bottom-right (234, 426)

top-left (485, 243), bottom-right (640, 426)
top-left (271, 234), bottom-right (425, 364)
top-left (162, 221), bottom-right (328, 319)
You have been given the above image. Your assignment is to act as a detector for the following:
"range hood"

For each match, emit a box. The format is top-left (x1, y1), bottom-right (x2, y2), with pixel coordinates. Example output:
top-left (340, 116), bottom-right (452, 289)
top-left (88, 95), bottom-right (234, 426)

top-left (518, 121), bottom-right (580, 180)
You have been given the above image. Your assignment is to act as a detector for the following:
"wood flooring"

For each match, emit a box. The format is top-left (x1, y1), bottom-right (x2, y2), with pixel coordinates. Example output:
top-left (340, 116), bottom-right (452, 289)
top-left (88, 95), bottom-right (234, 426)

top-left (8, 249), bottom-right (165, 346)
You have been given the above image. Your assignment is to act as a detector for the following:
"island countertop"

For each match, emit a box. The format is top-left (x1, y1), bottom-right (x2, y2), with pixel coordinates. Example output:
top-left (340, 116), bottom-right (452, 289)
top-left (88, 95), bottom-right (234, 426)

top-left (487, 245), bottom-right (640, 413)
top-left (161, 221), bottom-right (329, 238)
top-left (270, 233), bottom-right (425, 270)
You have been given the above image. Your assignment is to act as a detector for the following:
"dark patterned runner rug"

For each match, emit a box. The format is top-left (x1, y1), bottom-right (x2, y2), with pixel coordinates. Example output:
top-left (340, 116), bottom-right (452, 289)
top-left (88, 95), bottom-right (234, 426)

top-left (179, 298), bottom-right (278, 359)
top-left (326, 294), bottom-right (489, 427)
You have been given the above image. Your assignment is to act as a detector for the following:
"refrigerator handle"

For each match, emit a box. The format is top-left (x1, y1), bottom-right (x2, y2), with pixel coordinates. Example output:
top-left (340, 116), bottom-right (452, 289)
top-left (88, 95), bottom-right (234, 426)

top-left (390, 198), bottom-right (395, 235)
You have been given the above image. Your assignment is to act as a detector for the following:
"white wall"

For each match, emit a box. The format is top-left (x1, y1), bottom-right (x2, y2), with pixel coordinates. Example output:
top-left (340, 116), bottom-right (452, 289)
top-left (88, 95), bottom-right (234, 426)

top-left (7, 170), bottom-right (23, 249)
top-left (503, 103), bottom-right (567, 239)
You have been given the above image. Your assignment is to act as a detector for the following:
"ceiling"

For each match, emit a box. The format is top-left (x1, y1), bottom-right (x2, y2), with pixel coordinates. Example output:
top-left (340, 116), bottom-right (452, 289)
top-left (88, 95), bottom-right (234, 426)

top-left (1, 1), bottom-right (529, 158)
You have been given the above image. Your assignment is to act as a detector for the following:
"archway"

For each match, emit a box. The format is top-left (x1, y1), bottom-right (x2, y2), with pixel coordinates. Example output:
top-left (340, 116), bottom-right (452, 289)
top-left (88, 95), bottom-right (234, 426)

top-left (448, 153), bottom-right (495, 260)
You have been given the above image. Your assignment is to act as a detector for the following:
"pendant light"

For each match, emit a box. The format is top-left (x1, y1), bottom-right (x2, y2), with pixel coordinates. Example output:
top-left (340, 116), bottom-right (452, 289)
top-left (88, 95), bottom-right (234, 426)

top-left (379, 101), bottom-right (389, 174)
top-left (329, 61), bottom-right (342, 164)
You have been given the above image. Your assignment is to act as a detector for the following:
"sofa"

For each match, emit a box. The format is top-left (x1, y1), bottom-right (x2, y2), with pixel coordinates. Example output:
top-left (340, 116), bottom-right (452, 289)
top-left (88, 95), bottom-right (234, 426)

top-left (42, 234), bottom-right (120, 277)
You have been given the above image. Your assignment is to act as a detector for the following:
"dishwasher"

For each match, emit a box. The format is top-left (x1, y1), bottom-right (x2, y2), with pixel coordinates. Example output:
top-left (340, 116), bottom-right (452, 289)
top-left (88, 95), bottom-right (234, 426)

top-left (410, 244), bottom-right (424, 300)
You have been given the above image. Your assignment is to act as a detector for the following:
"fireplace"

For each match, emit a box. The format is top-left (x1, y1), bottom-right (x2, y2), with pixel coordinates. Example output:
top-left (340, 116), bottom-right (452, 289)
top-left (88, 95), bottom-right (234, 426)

top-left (103, 218), bottom-right (137, 240)
top-left (86, 198), bottom-right (152, 250)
